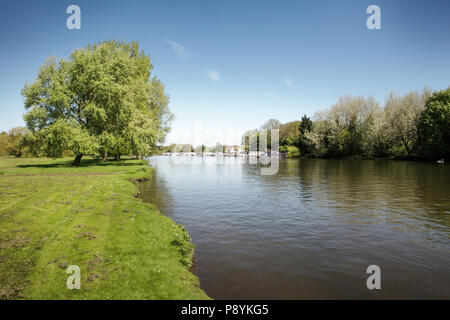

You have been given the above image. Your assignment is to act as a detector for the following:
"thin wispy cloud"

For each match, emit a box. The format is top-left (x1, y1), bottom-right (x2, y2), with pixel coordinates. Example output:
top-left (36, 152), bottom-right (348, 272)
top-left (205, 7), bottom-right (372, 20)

top-left (284, 78), bottom-right (294, 88)
top-left (264, 92), bottom-right (279, 99)
top-left (206, 70), bottom-right (220, 81)
top-left (165, 39), bottom-right (191, 59)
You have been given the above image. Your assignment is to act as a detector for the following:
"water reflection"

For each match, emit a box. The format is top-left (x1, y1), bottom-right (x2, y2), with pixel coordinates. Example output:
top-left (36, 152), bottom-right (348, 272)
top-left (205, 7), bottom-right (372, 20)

top-left (139, 157), bottom-right (450, 299)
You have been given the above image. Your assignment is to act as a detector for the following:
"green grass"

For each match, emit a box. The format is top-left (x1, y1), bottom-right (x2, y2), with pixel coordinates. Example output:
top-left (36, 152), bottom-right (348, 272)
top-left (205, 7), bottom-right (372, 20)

top-left (0, 156), bottom-right (209, 300)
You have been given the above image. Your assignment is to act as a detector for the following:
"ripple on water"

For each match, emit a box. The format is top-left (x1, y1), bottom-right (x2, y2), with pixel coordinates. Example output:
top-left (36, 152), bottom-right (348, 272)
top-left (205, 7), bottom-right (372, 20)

top-left (139, 157), bottom-right (450, 299)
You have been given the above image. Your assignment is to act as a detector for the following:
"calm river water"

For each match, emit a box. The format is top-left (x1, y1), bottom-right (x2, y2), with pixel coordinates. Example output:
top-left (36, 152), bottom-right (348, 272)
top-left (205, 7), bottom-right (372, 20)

top-left (139, 156), bottom-right (450, 299)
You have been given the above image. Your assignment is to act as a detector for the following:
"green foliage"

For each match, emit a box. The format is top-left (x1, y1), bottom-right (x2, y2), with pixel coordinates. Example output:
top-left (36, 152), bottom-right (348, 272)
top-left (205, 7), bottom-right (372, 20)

top-left (298, 115), bottom-right (314, 155)
top-left (170, 225), bottom-right (195, 268)
top-left (301, 96), bottom-right (381, 157)
top-left (0, 127), bottom-right (32, 158)
top-left (21, 40), bottom-right (173, 164)
top-left (0, 132), bottom-right (10, 156)
top-left (418, 88), bottom-right (450, 159)
top-left (244, 87), bottom-right (448, 160)
top-left (167, 144), bottom-right (194, 153)
top-left (384, 89), bottom-right (431, 157)
top-left (279, 121), bottom-right (300, 146)
top-left (299, 114), bottom-right (312, 135)
top-left (280, 145), bottom-right (300, 157)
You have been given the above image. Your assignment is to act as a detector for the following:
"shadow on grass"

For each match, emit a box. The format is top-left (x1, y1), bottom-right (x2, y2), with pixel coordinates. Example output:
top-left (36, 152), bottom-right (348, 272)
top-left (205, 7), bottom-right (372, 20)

top-left (17, 158), bottom-right (142, 169)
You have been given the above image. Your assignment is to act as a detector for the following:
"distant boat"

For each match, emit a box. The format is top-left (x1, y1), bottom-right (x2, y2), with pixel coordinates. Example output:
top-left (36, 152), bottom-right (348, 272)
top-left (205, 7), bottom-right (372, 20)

top-left (437, 159), bottom-right (445, 164)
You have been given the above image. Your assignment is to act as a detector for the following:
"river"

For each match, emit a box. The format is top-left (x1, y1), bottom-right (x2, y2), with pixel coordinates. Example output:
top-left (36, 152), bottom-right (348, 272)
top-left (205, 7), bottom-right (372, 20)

top-left (139, 156), bottom-right (450, 299)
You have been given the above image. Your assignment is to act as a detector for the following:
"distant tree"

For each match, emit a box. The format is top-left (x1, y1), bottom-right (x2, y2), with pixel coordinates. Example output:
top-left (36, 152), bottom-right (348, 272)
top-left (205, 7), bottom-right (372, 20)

top-left (305, 96), bottom-right (381, 157)
top-left (418, 88), bottom-right (450, 159)
top-left (384, 88), bottom-right (431, 156)
top-left (368, 106), bottom-right (391, 157)
top-left (170, 144), bottom-right (194, 153)
top-left (6, 127), bottom-right (28, 157)
top-left (22, 40), bottom-right (173, 165)
top-left (279, 145), bottom-right (300, 158)
top-left (242, 129), bottom-right (259, 152)
top-left (239, 87), bottom-right (447, 160)
top-left (193, 145), bottom-right (205, 153)
top-left (0, 131), bottom-right (10, 156)
top-left (260, 119), bottom-right (280, 150)
top-left (279, 121), bottom-right (301, 146)
top-left (298, 114), bottom-right (312, 135)
top-left (261, 119), bottom-right (281, 130)
top-left (298, 115), bottom-right (313, 155)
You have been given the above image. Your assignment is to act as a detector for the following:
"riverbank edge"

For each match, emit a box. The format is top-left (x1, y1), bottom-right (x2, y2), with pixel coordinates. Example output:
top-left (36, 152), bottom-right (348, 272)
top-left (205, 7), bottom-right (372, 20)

top-left (284, 154), bottom-right (446, 162)
top-left (0, 157), bottom-right (210, 300)
top-left (131, 163), bottom-right (210, 299)
top-left (133, 161), bottom-right (207, 281)
top-left (105, 159), bottom-right (212, 299)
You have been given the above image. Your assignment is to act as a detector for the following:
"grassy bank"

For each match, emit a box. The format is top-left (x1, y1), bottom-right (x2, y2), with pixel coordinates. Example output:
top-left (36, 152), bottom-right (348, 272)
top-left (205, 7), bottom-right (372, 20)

top-left (0, 157), bottom-right (209, 299)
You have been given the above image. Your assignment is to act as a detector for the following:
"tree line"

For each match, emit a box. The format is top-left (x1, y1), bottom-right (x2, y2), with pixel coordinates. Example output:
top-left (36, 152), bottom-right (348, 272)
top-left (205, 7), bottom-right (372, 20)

top-left (0, 40), bottom-right (173, 164)
top-left (0, 127), bottom-right (29, 157)
top-left (245, 87), bottom-right (450, 160)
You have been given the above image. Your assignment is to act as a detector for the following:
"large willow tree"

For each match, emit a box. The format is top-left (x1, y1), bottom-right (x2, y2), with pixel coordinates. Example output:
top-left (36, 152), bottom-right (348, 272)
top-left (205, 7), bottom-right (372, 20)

top-left (22, 40), bottom-right (173, 165)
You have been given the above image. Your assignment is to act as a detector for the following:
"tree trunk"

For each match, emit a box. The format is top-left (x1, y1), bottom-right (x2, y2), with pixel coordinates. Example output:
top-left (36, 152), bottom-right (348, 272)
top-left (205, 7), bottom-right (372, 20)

top-left (72, 154), bottom-right (83, 166)
top-left (402, 137), bottom-right (412, 157)
top-left (101, 151), bottom-right (108, 162)
top-left (405, 145), bottom-right (411, 157)
top-left (114, 153), bottom-right (121, 161)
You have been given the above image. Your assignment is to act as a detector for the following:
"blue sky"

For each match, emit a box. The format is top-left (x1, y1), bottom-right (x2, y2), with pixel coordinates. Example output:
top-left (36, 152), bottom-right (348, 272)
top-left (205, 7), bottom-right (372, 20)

top-left (0, 0), bottom-right (449, 145)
